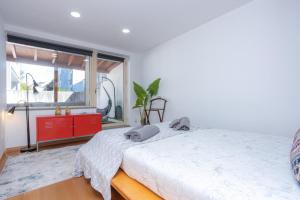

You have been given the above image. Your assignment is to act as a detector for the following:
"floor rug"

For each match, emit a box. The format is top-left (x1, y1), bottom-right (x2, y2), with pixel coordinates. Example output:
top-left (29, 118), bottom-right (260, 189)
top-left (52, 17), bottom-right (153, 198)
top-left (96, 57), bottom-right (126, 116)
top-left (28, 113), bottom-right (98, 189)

top-left (0, 145), bottom-right (81, 199)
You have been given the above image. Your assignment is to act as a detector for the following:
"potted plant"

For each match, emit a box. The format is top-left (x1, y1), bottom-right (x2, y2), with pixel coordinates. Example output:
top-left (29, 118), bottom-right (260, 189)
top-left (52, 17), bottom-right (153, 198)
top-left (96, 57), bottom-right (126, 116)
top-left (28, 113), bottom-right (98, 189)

top-left (133, 78), bottom-right (161, 125)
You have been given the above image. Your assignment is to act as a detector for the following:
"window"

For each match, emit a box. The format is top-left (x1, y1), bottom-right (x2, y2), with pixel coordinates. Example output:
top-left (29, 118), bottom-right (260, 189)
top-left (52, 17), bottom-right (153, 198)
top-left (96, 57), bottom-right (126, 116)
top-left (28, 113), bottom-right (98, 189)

top-left (5, 35), bottom-right (129, 126)
top-left (96, 53), bottom-right (125, 124)
top-left (6, 36), bottom-right (92, 106)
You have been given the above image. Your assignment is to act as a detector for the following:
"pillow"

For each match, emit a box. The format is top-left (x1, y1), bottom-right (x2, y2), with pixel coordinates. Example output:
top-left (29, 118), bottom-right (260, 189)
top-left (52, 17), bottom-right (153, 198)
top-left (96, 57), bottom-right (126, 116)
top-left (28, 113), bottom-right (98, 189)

top-left (291, 129), bottom-right (300, 183)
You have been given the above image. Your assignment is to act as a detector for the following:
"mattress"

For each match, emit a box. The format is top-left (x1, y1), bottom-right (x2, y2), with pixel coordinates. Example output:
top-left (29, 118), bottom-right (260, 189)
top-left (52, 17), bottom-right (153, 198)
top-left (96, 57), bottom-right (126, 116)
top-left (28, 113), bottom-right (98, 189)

top-left (121, 129), bottom-right (300, 200)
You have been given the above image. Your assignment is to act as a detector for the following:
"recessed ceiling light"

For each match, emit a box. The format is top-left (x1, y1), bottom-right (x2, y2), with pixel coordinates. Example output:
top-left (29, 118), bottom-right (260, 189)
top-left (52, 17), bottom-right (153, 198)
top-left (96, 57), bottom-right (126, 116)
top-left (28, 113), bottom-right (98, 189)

top-left (70, 11), bottom-right (81, 18)
top-left (122, 28), bottom-right (130, 34)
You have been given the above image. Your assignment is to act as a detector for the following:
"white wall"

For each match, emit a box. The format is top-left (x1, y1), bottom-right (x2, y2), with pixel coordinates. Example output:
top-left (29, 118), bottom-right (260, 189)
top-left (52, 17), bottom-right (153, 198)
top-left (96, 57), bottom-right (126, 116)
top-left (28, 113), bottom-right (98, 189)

top-left (128, 54), bottom-right (143, 126)
top-left (142, 0), bottom-right (300, 137)
top-left (0, 17), bottom-right (6, 155)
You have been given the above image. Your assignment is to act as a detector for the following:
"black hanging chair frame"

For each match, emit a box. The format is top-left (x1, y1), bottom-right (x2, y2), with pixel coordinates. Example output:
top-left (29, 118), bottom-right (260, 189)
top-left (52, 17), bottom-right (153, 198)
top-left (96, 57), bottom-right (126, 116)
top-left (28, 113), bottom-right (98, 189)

top-left (97, 77), bottom-right (116, 118)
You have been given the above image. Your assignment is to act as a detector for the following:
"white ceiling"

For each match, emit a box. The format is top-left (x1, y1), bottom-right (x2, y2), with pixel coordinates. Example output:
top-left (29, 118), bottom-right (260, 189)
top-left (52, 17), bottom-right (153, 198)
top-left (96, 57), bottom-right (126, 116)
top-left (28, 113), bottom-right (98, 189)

top-left (0, 0), bottom-right (252, 52)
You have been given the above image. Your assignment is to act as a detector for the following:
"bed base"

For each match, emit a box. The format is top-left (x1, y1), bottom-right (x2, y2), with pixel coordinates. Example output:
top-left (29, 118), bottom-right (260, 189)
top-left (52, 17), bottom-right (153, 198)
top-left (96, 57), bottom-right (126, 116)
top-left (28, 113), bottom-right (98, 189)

top-left (112, 170), bottom-right (163, 200)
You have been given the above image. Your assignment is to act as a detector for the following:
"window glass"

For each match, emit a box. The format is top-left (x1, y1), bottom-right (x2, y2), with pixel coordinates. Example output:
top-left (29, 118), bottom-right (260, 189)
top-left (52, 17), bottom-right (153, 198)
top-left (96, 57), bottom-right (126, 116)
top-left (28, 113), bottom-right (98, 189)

top-left (57, 67), bottom-right (86, 105)
top-left (6, 61), bottom-right (54, 104)
top-left (96, 58), bottom-right (124, 124)
top-left (6, 42), bottom-right (89, 106)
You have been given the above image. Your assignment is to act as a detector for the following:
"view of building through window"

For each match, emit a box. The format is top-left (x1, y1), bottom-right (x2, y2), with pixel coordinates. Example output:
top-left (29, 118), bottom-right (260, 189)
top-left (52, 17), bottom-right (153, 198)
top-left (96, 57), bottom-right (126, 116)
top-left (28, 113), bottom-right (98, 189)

top-left (6, 42), bottom-right (89, 106)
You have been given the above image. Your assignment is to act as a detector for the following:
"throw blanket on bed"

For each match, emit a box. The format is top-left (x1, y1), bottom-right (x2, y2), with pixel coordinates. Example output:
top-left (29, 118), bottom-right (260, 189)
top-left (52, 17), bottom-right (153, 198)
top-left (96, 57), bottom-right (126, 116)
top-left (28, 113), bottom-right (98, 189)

top-left (291, 129), bottom-right (300, 183)
top-left (122, 129), bottom-right (300, 200)
top-left (73, 122), bottom-right (185, 200)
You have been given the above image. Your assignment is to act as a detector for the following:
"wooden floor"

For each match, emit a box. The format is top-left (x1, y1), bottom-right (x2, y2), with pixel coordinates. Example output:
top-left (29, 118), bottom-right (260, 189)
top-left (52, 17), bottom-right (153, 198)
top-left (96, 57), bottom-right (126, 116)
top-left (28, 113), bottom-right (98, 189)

top-left (8, 177), bottom-right (102, 200)
top-left (8, 177), bottom-right (124, 200)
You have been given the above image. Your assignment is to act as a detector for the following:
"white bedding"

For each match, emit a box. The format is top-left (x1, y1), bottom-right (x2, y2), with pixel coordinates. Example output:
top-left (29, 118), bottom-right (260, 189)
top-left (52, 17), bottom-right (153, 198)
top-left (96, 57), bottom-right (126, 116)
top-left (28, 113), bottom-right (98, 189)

top-left (122, 129), bottom-right (300, 200)
top-left (73, 122), bottom-right (185, 200)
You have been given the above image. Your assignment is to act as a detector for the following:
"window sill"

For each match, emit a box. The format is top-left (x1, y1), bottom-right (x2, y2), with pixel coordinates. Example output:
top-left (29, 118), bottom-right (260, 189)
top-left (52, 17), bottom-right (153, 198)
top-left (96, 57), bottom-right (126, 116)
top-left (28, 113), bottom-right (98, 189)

top-left (102, 122), bottom-right (129, 129)
top-left (12, 106), bottom-right (96, 111)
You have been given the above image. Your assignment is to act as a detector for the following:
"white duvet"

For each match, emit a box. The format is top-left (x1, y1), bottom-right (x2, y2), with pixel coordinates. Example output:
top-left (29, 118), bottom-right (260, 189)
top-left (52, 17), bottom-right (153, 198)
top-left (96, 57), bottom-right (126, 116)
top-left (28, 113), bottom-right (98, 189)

top-left (73, 123), bottom-right (186, 200)
top-left (122, 129), bottom-right (300, 200)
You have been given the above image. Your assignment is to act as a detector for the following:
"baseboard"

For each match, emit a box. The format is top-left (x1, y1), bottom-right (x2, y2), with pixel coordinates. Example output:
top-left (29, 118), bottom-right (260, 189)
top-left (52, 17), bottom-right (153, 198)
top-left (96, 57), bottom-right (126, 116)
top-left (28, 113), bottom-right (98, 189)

top-left (0, 151), bottom-right (7, 173)
top-left (5, 146), bottom-right (21, 156)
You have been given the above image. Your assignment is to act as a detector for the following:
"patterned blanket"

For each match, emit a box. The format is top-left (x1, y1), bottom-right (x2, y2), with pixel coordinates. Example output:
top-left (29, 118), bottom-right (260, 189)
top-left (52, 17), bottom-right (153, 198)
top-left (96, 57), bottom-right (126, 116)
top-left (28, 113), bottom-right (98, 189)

top-left (291, 129), bottom-right (300, 183)
top-left (73, 122), bottom-right (186, 200)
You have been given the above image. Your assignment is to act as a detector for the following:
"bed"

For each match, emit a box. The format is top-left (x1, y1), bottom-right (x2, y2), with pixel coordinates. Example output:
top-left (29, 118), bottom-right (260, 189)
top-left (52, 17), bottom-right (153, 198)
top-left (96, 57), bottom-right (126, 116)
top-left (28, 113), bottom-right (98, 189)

top-left (75, 123), bottom-right (300, 200)
top-left (121, 129), bottom-right (300, 200)
top-left (74, 122), bottom-right (185, 200)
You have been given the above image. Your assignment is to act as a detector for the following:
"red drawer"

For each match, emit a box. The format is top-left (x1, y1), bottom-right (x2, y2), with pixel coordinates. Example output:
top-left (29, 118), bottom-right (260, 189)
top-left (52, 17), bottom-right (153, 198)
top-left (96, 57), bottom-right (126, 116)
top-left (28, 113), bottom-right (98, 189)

top-left (37, 116), bottom-right (73, 141)
top-left (74, 114), bottom-right (102, 137)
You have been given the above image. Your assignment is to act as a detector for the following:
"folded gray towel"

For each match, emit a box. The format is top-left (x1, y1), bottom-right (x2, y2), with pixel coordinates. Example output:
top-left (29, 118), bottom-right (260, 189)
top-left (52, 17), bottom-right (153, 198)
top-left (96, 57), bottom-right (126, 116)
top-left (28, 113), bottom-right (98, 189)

top-left (124, 126), bottom-right (142, 139)
top-left (169, 118), bottom-right (180, 128)
top-left (127, 125), bottom-right (160, 142)
top-left (176, 117), bottom-right (190, 131)
top-left (170, 117), bottom-right (190, 131)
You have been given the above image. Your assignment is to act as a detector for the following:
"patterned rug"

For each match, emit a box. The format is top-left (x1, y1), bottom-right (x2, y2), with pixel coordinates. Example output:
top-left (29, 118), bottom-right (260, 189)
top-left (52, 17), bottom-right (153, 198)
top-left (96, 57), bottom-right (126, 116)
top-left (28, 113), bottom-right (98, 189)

top-left (0, 145), bottom-right (81, 200)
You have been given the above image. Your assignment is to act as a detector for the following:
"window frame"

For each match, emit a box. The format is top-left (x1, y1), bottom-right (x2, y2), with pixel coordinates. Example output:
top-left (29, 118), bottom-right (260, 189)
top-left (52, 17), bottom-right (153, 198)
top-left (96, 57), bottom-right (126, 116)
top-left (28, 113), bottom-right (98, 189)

top-left (90, 52), bottom-right (129, 126)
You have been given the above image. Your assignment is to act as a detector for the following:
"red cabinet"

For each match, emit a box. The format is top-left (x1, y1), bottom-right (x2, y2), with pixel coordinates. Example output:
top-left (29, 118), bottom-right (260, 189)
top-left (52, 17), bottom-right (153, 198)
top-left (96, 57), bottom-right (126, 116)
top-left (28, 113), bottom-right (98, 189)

top-left (74, 114), bottom-right (102, 137)
top-left (36, 113), bottom-right (102, 150)
top-left (37, 115), bottom-right (73, 141)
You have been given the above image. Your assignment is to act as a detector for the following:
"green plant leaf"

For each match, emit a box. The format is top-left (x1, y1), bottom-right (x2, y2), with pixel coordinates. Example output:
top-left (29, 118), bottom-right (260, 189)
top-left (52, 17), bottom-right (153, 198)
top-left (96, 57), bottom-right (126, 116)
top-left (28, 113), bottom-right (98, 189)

top-left (147, 78), bottom-right (161, 97)
top-left (133, 81), bottom-right (147, 98)
top-left (133, 96), bottom-right (144, 109)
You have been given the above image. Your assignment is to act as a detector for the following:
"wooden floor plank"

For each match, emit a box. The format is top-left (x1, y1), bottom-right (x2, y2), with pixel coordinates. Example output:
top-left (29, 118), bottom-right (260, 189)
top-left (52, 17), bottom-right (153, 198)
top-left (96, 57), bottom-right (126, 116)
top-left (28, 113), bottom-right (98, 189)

top-left (8, 177), bottom-right (103, 200)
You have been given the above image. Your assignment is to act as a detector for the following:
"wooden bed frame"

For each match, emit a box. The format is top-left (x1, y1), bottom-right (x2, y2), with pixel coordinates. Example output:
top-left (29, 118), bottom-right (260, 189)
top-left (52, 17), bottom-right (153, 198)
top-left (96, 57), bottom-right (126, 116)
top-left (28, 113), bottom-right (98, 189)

top-left (112, 170), bottom-right (163, 200)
